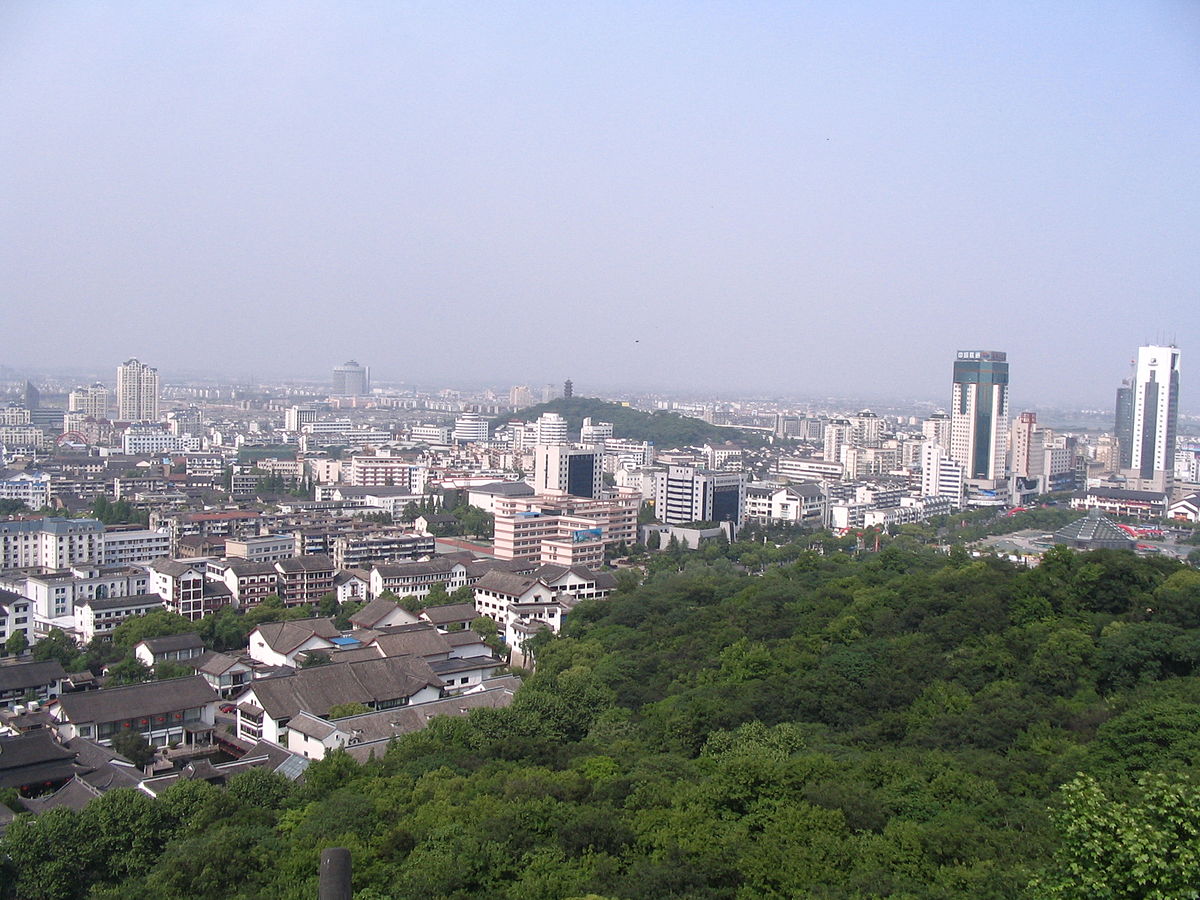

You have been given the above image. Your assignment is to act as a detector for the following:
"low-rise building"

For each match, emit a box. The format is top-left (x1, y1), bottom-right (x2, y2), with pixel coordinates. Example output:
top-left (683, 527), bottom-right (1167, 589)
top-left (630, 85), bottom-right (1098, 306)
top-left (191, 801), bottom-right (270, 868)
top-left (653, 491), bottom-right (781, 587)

top-left (49, 675), bottom-right (219, 748)
top-left (75, 593), bottom-right (166, 643)
top-left (133, 633), bottom-right (206, 669)
top-left (234, 655), bottom-right (445, 745)
top-left (0, 659), bottom-right (66, 708)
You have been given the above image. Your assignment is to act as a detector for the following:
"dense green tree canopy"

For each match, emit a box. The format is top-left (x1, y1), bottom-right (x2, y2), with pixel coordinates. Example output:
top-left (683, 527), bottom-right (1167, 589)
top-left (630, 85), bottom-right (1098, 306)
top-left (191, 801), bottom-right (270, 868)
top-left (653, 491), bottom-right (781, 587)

top-left (3, 542), bottom-right (1198, 898)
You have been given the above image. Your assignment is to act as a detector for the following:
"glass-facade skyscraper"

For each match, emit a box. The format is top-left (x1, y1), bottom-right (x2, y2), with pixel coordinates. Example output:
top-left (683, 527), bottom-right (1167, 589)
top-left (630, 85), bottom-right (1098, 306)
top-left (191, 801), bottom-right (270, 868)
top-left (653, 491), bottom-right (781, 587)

top-left (950, 350), bottom-right (1009, 482)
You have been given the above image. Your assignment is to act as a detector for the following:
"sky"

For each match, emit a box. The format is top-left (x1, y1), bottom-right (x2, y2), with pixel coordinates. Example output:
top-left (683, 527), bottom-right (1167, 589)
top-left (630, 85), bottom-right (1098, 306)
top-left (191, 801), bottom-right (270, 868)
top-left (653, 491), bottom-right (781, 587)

top-left (2, 1), bottom-right (1198, 409)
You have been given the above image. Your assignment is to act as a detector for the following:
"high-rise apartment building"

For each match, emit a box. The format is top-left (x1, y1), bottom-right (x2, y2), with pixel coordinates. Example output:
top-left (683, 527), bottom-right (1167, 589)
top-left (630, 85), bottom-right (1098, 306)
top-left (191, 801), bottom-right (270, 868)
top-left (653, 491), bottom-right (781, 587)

top-left (950, 350), bottom-right (1009, 481)
top-left (116, 358), bottom-right (159, 422)
top-left (69, 383), bottom-right (111, 419)
top-left (1117, 345), bottom-right (1181, 493)
top-left (331, 360), bottom-right (370, 396)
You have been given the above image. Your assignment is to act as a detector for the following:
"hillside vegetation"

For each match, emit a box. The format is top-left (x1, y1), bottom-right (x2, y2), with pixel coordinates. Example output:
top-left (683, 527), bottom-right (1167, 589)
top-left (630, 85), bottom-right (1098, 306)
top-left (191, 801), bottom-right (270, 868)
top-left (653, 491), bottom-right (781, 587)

top-left (5, 543), bottom-right (1200, 898)
top-left (495, 397), bottom-right (765, 448)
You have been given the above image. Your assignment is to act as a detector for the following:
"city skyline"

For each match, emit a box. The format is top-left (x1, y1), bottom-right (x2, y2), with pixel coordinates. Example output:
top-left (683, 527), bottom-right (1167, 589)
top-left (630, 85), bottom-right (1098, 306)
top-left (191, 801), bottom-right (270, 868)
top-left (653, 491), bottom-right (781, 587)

top-left (2, 4), bottom-right (1197, 406)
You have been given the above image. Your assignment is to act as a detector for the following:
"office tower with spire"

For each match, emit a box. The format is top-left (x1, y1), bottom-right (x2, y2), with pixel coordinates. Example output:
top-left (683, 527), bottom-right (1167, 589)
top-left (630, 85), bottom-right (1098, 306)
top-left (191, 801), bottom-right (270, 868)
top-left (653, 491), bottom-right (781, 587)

top-left (116, 358), bottom-right (159, 422)
top-left (950, 350), bottom-right (1009, 487)
top-left (1117, 344), bottom-right (1181, 493)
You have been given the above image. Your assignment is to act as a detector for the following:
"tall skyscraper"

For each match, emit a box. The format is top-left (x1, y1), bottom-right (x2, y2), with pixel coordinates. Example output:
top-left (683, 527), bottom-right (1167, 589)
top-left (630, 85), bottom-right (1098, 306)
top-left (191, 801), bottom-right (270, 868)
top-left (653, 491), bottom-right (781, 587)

top-left (949, 350), bottom-right (1009, 481)
top-left (331, 361), bottom-right (370, 396)
top-left (1119, 345), bottom-right (1181, 493)
top-left (116, 359), bottom-right (159, 422)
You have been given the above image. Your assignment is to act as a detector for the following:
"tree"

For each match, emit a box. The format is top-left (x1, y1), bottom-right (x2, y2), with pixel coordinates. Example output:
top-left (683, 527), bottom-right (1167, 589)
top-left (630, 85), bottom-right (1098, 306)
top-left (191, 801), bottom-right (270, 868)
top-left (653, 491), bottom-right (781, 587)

top-left (328, 701), bottom-right (371, 719)
top-left (646, 530), bottom-right (661, 551)
top-left (4, 630), bottom-right (29, 657)
top-left (110, 730), bottom-right (156, 768)
top-left (106, 657), bottom-right (152, 685)
top-left (111, 610), bottom-right (195, 650)
top-left (1035, 772), bottom-right (1200, 898)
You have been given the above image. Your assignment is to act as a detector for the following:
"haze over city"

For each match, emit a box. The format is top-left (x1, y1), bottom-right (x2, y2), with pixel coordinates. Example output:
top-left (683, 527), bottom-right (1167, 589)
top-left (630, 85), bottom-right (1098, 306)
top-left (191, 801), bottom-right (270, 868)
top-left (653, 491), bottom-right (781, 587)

top-left (2, 2), bottom-right (1198, 405)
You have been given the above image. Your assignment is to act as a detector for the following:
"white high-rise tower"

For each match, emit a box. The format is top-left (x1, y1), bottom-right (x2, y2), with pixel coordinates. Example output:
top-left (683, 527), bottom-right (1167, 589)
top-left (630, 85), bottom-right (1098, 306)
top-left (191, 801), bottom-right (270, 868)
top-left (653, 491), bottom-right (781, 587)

top-left (1122, 345), bottom-right (1181, 493)
top-left (116, 359), bottom-right (159, 422)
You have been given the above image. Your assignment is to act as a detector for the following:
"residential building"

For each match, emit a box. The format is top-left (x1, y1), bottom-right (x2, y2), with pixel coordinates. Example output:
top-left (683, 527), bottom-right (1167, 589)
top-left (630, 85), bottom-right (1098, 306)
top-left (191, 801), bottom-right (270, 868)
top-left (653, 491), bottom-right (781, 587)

top-left (225, 534), bottom-right (296, 563)
top-left (286, 676), bottom-right (518, 762)
top-left (0, 518), bottom-right (105, 571)
top-left (75, 594), bottom-right (166, 643)
top-left (0, 589), bottom-right (35, 651)
top-left (332, 531), bottom-right (434, 570)
top-left (0, 660), bottom-right (66, 709)
top-left (1, 565), bottom-right (153, 621)
top-left (101, 528), bottom-right (171, 566)
top-left (274, 555), bottom-right (336, 607)
top-left (247, 618), bottom-right (340, 668)
top-left (234, 655), bottom-right (444, 745)
top-left (132, 633), bottom-right (205, 669)
top-left (744, 482), bottom-right (828, 527)
top-left (920, 442), bottom-right (965, 509)
top-left (0, 470), bottom-right (51, 509)
top-left (115, 358), bottom-right (159, 422)
top-left (206, 559), bottom-right (278, 607)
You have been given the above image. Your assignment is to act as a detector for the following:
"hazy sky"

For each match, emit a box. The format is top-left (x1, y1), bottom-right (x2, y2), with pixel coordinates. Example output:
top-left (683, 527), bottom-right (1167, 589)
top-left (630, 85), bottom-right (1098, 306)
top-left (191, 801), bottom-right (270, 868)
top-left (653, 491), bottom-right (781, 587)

top-left (2, 2), bottom-right (1198, 407)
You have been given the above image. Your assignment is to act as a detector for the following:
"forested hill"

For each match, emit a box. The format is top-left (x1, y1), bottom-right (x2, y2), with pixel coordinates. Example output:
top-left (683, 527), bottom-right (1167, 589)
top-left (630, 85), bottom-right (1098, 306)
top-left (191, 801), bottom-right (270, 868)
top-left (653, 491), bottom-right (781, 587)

top-left (6, 542), bottom-right (1200, 898)
top-left (494, 397), bottom-right (765, 447)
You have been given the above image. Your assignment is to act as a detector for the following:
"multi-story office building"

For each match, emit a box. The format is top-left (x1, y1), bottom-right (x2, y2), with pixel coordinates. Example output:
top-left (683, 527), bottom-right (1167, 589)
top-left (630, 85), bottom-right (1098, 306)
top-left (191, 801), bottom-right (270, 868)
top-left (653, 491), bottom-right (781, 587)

top-left (101, 528), bottom-right (172, 566)
top-left (116, 358), bottom-right (159, 422)
top-left (950, 350), bottom-right (1009, 482)
top-left (285, 406), bottom-right (317, 432)
top-left (920, 443), bottom-right (964, 509)
top-left (533, 444), bottom-right (603, 498)
top-left (331, 360), bottom-right (370, 396)
top-left (453, 413), bottom-right (490, 443)
top-left (68, 383), bottom-right (110, 419)
top-left (580, 418), bottom-right (613, 445)
top-left (492, 491), bottom-right (640, 567)
top-left (1116, 345), bottom-right (1181, 493)
top-left (653, 465), bottom-right (746, 527)
top-left (0, 564), bottom-right (153, 620)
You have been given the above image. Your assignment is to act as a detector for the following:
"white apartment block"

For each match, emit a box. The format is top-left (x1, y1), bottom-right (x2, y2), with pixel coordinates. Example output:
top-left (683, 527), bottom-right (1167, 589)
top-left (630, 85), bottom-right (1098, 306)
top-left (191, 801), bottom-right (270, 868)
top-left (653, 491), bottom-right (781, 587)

top-left (225, 534), bottom-right (297, 563)
top-left (0, 471), bottom-right (51, 509)
top-left (0, 564), bottom-right (152, 620)
top-left (776, 457), bottom-right (844, 483)
top-left (744, 482), bottom-right (827, 527)
top-left (919, 443), bottom-right (965, 509)
top-left (122, 429), bottom-right (187, 455)
top-left (69, 383), bottom-right (110, 419)
top-left (0, 519), bottom-right (105, 571)
top-left (101, 528), bottom-right (171, 566)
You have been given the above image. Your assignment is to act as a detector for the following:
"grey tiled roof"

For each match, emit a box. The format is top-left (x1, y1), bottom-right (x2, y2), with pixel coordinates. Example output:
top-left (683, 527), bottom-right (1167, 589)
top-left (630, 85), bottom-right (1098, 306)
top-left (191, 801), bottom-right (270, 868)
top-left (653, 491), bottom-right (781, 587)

top-left (54, 676), bottom-right (218, 725)
top-left (246, 656), bottom-right (444, 720)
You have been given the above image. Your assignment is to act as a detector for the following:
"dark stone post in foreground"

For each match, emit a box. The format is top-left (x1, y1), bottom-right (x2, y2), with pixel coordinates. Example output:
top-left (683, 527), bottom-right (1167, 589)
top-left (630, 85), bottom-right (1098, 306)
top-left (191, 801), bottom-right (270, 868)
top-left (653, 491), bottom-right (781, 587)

top-left (319, 847), bottom-right (352, 900)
